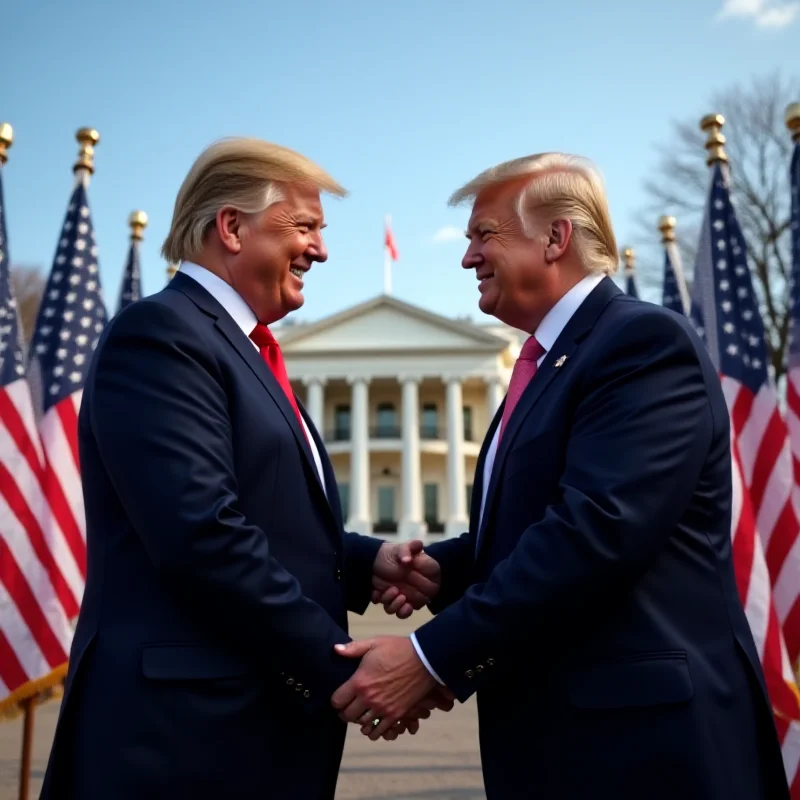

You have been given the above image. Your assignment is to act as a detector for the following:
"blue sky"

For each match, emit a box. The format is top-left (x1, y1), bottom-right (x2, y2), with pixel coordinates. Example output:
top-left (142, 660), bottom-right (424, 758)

top-left (3, 0), bottom-right (799, 324)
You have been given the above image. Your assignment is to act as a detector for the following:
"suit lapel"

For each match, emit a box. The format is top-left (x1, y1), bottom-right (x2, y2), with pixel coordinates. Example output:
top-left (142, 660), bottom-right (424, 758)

top-left (170, 273), bottom-right (329, 510)
top-left (475, 276), bottom-right (622, 556)
top-left (476, 346), bottom-right (574, 552)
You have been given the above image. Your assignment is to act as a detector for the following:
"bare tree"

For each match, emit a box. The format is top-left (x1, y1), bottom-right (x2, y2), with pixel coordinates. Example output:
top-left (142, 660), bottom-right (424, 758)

top-left (10, 264), bottom-right (45, 344)
top-left (636, 72), bottom-right (799, 379)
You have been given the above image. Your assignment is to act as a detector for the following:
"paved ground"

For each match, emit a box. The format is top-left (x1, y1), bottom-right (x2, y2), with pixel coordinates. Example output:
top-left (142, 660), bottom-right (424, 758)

top-left (0, 606), bottom-right (484, 799)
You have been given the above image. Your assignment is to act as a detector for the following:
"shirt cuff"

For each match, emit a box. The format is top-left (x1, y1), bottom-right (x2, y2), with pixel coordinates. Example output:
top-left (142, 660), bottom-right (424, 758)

top-left (410, 632), bottom-right (444, 685)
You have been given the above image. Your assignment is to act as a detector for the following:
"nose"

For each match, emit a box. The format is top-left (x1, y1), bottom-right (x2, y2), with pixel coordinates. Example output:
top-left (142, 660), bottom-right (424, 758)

top-left (307, 231), bottom-right (328, 263)
top-left (462, 240), bottom-right (483, 270)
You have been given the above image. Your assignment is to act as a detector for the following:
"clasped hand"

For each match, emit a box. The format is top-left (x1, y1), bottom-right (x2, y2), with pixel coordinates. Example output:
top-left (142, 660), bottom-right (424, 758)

top-left (329, 541), bottom-right (454, 740)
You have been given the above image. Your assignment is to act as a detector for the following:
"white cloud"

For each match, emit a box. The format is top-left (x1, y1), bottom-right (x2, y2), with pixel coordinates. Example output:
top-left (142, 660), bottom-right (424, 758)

top-left (432, 225), bottom-right (463, 243)
top-left (716, 0), bottom-right (799, 27)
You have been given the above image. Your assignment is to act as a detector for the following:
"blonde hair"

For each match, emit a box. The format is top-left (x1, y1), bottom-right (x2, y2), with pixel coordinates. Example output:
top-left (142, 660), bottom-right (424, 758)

top-left (161, 138), bottom-right (347, 264)
top-left (449, 153), bottom-right (619, 275)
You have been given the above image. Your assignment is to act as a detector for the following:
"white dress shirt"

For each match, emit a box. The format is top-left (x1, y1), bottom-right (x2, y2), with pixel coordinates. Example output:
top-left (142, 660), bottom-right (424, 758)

top-left (178, 262), bottom-right (327, 495)
top-left (411, 272), bottom-right (605, 684)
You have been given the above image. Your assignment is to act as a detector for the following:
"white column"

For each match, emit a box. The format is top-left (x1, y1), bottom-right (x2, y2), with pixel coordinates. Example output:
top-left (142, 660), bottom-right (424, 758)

top-left (305, 378), bottom-right (325, 433)
top-left (399, 376), bottom-right (425, 540)
top-left (486, 376), bottom-right (505, 418)
top-left (445, 376), bottom-right (468, 537)
top-left (347, 377), bottom-right (371, 535)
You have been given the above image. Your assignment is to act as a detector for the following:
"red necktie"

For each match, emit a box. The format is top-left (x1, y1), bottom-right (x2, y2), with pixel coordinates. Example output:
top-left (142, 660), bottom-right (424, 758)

top-left (250, 324), bottom-right (307, 439)
top-left (498, 335), bottom-right (546, 440)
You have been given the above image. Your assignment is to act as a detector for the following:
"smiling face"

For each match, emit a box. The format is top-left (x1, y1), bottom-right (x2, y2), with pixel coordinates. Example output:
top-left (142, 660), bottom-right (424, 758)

top-left (219, 182), bottom-right (328, 324)
top-left (462, 181), bottom-right (562, 332)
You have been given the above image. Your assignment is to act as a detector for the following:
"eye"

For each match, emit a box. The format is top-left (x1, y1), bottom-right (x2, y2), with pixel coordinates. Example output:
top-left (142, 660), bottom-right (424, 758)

top-left (480, 230), bottom-right (494, 240)
top-left (296, 223), bottom-right (311, 233)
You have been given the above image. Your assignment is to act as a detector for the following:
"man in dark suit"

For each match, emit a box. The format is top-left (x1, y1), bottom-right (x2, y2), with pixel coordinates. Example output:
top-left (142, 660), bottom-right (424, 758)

top-left (333, 153), bottom-right (789, 798)
top-left (40, 138), bottom-right (442, 800)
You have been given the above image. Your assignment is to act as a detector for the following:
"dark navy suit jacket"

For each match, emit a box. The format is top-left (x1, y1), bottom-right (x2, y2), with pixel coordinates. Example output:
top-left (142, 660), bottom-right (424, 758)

top-left (416, 278), bottom-right (789, 800)
top-left (40, 272), bottom-right (382, 800)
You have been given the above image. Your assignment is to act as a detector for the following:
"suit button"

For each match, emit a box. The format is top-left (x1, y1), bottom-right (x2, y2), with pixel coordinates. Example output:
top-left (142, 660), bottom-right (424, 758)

top-left (286, 678), bottom-right (295, 686)
top-left (295, 683), bottom-right (303, 692)
top-left (476, 665), bottom-right (484, 673)
top-left (486, 658), bottom-right (495, 666)
top-left (335, 568), bottom-right (343, 581)
top-left (303, 690), bottom-right (311, 699)
top-left (465, 669), bottom-right (474, 679)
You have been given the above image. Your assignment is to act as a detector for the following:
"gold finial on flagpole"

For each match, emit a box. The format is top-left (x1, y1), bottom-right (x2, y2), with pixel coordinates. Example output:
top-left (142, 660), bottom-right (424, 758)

top-left (787, 103), bottom-right (800, 143)
top-left (73, 128), bottom-right (100, 174)
top-left (658, 215), bottom-right (677, 244)
top-left (700, 114), bottom-right (727, 166)
top-left (0, 123), bottom-right (12, 165)
top-left (623, 247), bottom-right (635, 275)
top-left (128, 211), bottom-right (148, 242)
top-left (166, 262), bottom-right (179, 281)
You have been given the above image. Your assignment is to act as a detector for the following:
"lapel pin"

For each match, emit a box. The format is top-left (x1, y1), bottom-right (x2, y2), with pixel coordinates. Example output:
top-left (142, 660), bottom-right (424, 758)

top-left (554, 355), bottom-right (568, 368)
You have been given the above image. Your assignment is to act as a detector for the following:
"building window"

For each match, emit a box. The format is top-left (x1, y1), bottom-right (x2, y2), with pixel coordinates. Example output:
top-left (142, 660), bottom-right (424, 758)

top-left (424, 483), bottom-right (443, 532)
top-left (466, 483), bottom-right (473, 514)
top-left (463, 407), bottom-right (474, 442)
top-left (375, 403), bottom-right (399, 438)
top-left (339, 482), bottom-right (350, 523)
top-left (421, 403), bottom-right (439, 439)
top-left (374, 486), bottom-right (397, 533)
top-left (333, 405), bottom-right (351, 441)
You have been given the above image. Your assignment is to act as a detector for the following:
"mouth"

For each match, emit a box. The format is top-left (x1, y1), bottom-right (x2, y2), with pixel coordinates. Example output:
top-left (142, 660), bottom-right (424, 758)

top-left (477, 272), bottom-right (495, 289)
top-left (289, 266), bottom-right (306, 280)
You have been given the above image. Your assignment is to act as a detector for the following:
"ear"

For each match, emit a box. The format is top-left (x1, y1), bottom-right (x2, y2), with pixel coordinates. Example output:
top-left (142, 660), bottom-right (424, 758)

top-left (544, 219), bottom-right (572, 264)
top-left (215, 207), bottom-right (245, 255)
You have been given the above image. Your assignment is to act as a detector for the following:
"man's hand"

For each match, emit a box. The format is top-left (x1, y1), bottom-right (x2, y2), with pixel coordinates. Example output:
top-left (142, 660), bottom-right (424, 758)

top-left (331, 636), bottom-right (443, 739)
top-left (371, 686), bottom-right (456, 741)
top-left (371, 541), bottom-right (441, 619)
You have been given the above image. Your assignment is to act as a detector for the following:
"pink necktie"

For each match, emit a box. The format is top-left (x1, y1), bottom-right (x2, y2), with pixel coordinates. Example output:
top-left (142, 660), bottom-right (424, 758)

top-left (498, 336), bottom-right (546, 440)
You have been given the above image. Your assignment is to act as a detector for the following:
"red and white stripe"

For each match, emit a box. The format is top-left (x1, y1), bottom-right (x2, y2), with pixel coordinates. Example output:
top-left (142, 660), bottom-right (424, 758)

top-left (0, 378), bottom-right (73, 708)
top-left (725, 376), bottom-right (800, 795)
top-left (783, 369), bottom-right (800, 660)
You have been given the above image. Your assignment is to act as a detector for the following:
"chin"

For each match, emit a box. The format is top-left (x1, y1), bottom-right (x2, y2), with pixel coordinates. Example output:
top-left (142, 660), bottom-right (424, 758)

top-left (478, 292), bottom-right (498, 317)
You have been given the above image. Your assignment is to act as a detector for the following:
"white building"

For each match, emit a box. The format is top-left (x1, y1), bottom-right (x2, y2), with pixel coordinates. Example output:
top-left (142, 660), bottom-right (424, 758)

top-left (277, 295), bottom-right (525, 539)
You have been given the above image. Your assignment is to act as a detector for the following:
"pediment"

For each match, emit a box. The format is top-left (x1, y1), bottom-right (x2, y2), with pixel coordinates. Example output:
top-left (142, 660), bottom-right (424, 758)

top-left (276, 295), bottom-right (507, 354)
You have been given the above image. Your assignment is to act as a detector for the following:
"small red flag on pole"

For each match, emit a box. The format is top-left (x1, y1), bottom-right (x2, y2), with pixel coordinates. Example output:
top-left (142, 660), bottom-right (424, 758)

top-left (384, 216), bottom-right (398, 294)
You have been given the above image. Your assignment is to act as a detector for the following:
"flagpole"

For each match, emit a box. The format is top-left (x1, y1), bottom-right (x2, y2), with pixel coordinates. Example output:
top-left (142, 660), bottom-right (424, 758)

top-left (384, 214), bottom-right (392, 295)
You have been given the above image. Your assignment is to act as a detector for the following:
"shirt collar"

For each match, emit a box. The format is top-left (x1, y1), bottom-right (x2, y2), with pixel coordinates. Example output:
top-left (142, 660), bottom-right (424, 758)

top-left (534, 273), bottom-right (604, 353)
top-left (178, 261), bottom-right (258, 340)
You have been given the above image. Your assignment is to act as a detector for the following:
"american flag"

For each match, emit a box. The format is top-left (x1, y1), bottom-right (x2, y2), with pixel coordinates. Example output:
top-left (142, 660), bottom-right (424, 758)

top-left (691, 162), bottom-right (800, 794)
top-left (26, 175), bottom-right (107, 625)
top-left (662, 239), bottom-right (690, 315)
top-left (0, 164), bottom-right (71, 712)
top-left (116, 235), bottom-right (141, 313)
top-left (785, 135), bottom-right (800, 664)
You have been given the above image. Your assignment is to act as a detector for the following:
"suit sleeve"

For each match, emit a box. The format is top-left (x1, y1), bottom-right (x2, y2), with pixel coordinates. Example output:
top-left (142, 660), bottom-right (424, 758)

top-left (424, 533), bottom-right (474, 614)
top-left (413, 313), bottom-right (717, 701)
top-left (343, 532), bottom-right (383, 613)
top-left (88, 301), bottom-right (358, 713)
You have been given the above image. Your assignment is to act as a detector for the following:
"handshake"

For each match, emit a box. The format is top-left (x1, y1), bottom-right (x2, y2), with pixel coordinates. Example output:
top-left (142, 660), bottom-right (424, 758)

top-left (330, 541), bottom-right (456, 741)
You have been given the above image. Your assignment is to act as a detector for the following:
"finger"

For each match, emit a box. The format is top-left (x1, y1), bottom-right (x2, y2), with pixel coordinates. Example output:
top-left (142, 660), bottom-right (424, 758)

top-left (386, 594), bottom-right (408, 616)
top-left (407, 719), bottom-right (420, 735)
top-left (331, 677), bottom-right (357, 711)
top-left (370, 715), bottom-right (399, 741)
top-left (338, 696), bottom-right (371, 723)
top-left (400, 540), bottom-right (425, 563)
top-left (402, 570), bottom-right (439, 598)
top-left (396, 602), bottom-right (414, 619)
top-left (334, 639), bottom-right (374, 659)
top-left (371, 590), bottom-right (381, 603)
top-left (379, 586), bottom-right (400, 606)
